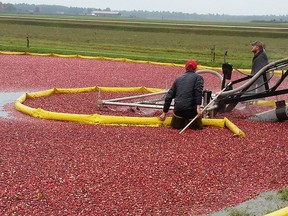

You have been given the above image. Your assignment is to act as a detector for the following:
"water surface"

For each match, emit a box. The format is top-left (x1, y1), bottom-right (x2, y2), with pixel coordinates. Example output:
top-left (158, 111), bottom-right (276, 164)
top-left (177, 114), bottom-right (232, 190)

top-left (0, 92), bottom-right (25, 118)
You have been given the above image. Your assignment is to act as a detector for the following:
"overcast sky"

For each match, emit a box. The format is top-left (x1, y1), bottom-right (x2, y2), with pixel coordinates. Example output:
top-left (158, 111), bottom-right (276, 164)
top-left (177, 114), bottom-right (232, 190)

top-left (1, 0), bottom-right (288, 16)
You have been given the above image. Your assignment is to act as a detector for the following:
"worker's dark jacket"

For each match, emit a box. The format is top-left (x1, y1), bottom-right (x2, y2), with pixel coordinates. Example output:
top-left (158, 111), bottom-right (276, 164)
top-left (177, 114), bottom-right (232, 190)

top-left (163, 70), bottom-right (204, 113)
top-left (251, 49), bottom-right (268, 75)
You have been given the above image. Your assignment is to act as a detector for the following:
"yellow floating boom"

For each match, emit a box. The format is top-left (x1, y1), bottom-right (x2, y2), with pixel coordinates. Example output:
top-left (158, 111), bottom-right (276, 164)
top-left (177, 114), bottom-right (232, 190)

top-left (15, 86), bottom-right (245, 137)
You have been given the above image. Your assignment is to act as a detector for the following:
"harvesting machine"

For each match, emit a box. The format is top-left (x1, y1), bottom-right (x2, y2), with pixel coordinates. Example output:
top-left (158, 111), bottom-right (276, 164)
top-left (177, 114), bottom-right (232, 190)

top-left (208, 57), bottom-right (288, 122)
top-left (99, 57), bottom-right (288, 122)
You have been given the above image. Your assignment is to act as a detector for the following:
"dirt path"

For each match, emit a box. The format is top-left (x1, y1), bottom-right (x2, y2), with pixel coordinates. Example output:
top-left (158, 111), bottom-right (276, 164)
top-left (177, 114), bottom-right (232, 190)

top-left (211, 189), bottom-right (288, 215)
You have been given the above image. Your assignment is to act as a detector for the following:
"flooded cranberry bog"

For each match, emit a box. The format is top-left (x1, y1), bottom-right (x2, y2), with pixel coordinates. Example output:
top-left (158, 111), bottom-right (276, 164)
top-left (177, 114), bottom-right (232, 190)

top-left (1, 54), bottom-right (287, 215)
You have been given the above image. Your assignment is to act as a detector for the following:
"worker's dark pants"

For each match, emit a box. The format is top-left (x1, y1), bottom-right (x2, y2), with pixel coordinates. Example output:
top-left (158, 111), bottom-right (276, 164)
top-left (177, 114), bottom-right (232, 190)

top-left (171, 109), bottom-right (202, 130)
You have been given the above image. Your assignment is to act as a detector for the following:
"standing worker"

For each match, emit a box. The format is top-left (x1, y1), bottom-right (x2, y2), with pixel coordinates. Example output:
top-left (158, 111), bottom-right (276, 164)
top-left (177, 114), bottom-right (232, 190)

top-left (159, 59), bottom-right (204, 130)
top-left (250, 40), bottom-right (269, 93)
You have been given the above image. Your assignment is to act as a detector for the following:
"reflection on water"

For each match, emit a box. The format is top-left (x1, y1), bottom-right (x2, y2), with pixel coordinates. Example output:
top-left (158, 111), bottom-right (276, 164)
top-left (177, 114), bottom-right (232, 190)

top-left (0, 92), bottom-right (25, 118)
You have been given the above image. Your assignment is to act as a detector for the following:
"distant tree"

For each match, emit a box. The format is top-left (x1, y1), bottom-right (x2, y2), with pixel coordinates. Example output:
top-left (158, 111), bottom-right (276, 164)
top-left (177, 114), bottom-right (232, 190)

top-left (1, 2), bottom-right (287, 22)
top-left (2, 3), bottom-right (17, 12)
top-left (34, 6), bottom-right (40, 13)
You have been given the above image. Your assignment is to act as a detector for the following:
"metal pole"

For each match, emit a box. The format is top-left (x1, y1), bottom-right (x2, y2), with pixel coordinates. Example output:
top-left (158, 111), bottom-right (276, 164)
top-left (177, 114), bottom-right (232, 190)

top-left (179, 82), bottom-right (231, 134)
top-left (102, 91), bottom-right (167, 102)
top-left (102, 101), bottom-right (172, 109)
top-left (98, 88), bottom-right (102, 110)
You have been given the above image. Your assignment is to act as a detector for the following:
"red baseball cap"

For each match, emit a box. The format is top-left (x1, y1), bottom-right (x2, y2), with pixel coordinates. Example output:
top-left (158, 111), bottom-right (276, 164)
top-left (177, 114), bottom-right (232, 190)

top-left (185, 59), bottom-right (197, 70)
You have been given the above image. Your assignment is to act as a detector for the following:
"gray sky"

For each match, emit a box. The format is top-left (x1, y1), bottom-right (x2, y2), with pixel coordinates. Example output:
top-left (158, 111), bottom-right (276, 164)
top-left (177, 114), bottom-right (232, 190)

top-left (1, 0), bottom-right (288, 16)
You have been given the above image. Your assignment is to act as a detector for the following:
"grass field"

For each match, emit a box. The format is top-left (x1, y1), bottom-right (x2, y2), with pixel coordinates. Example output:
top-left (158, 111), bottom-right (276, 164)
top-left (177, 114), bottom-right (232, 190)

top-left (0, 14), bottom-right (288, 68)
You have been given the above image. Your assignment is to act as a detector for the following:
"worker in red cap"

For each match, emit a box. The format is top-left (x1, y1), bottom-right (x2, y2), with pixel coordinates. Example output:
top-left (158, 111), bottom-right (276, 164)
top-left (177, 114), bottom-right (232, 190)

top-left (159, 59), bottom-right (204, 130)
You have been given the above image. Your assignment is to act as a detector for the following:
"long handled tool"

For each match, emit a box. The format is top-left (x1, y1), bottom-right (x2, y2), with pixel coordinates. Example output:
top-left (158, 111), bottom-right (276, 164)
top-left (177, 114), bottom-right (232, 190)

top-left (179, 82), bottom-right (232, 134)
